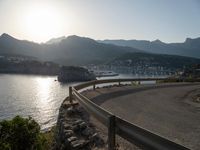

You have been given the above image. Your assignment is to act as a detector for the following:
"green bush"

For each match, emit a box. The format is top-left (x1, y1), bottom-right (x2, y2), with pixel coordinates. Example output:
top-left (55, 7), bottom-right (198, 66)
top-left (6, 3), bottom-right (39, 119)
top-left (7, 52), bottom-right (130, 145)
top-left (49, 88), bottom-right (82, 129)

top-left (0, 116), bottom-right (46, 150)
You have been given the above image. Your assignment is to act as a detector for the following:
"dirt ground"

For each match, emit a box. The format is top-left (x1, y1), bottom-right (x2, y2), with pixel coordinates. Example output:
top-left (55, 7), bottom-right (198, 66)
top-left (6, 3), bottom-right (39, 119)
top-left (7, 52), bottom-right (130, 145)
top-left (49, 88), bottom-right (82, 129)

top-left (82, 83), bottom-right (200, 150)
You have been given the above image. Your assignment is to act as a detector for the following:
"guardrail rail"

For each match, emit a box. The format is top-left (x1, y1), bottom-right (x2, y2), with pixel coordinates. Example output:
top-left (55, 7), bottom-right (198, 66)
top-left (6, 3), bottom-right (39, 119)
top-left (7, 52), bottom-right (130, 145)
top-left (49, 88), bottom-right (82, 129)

top-left (68, 78), bottom-right (191, 150)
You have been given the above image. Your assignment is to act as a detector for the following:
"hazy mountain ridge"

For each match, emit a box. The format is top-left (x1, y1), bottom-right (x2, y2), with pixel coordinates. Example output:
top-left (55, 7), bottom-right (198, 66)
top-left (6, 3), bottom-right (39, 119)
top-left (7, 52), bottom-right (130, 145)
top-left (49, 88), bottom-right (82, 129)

top-left (0, 33), bottom-right (42, 57)
top-left (0, 34), bottom-right (142, 65)
top-left (46, 36), bottom-right (66, 44)
top-left (0, 33), bottom-right (200, 67)
top-left (44, 35), bottom-right (143, 65)
top-left (99, 37), bottom-right (200, 58)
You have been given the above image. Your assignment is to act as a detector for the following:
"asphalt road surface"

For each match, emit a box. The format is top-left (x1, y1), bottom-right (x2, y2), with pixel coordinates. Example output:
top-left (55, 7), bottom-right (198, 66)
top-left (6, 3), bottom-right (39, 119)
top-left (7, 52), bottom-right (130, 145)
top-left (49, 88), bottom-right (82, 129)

top-left (83, 83), bottom-right (200, 150)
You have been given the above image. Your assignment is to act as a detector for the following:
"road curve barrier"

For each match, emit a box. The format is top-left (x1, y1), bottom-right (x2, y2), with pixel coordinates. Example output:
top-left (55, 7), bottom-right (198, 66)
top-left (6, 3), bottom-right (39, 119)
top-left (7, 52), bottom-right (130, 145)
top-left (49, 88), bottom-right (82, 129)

top-left (69, 78), bottom-right (192, 150)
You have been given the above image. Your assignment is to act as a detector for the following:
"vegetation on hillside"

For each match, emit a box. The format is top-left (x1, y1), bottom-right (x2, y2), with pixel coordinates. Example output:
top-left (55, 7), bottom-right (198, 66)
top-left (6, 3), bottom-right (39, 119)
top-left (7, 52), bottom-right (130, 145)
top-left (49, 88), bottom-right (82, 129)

top-left (0, 56), bottom-right (59, 75)
top-left (0, 34), bottom-right (140, 65)
top-left (108, 52), bottom-right (200, 69)
top-left (0, 116), bottom-right (54, 150)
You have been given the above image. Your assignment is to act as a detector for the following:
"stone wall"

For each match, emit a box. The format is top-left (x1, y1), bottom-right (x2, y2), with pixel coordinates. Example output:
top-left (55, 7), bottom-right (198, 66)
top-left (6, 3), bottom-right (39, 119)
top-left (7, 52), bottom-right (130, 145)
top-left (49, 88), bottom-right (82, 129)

top-left (55, 97), bottom-right (105, 150)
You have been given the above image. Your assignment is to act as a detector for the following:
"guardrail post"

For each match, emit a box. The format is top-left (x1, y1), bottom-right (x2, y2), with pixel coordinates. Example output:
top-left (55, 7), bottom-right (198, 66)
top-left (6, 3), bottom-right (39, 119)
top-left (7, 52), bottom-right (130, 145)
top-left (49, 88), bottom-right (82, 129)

top-left (108, 115), bottom-right (116, 150)
top-left (93, 84), bottom-right (96, 90)
top-left (69, 86), bottom-right (73, 103)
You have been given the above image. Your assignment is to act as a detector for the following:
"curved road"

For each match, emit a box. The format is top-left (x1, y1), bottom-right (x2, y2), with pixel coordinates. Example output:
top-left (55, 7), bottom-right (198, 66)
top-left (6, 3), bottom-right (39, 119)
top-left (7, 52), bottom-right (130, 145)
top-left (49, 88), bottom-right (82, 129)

top-left (83, 83), bottom-right (200, 150)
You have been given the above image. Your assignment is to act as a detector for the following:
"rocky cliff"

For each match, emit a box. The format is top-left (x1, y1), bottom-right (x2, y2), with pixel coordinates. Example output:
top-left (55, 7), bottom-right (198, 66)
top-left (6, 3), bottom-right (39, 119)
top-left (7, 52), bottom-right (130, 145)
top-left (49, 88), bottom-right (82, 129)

top-left (58, 66), bottom-right (96, 82)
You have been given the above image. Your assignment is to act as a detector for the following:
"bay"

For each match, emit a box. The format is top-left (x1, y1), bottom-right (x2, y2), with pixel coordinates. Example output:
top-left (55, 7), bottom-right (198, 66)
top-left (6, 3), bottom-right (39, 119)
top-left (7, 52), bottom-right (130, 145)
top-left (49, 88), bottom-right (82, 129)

top-left (0, 74), bottom-right (163, 130)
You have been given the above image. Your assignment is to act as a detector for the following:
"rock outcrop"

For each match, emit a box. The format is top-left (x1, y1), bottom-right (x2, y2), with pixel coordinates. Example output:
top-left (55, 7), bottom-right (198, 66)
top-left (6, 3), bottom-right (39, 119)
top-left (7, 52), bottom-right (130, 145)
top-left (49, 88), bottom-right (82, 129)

top-left (55, 98), bottom-right (105, 150)
top-left (58, 66), bottom-right (96, 82)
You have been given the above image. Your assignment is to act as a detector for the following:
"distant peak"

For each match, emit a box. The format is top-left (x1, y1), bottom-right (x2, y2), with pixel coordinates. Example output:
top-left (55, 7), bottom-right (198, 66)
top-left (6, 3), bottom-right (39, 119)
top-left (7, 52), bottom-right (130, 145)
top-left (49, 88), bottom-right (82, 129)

top-left (1, 33), bottom-right (12, 38)
top-left (185, 38), bottom-right (192, 43)
top-left (153, 39), bottom-right (162, 42)
top-left (0, 33), bottom-right (17, 41)
top-left (66, 35), bottom-right (79, 39)
top-left (66, 35), bottom-right (95, 42)
top-left (184, 37), bottom-right (200, 43)
top-left (152, 39), bottom-right (164, 44)
top-left (67, 35), bottom-right (85, 39)
top-left (46, 36), bottom-right (66, 44)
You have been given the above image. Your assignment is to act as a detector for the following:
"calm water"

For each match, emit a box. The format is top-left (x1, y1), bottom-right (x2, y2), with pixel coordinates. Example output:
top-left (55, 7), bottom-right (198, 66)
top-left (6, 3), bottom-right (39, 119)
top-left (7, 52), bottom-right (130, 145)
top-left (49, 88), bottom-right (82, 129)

top-left (0, 74), bottom-right (162, 130)
top-left (0, 74), bottom-right (78, 130)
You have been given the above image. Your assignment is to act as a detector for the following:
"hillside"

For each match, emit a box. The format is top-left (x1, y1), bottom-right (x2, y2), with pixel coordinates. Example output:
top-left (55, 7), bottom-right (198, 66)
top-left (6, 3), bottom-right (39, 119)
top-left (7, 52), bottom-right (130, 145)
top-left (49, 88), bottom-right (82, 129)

top-left (1, 33), bottom-right (200, 68)
top-left (0, 55), bottom-right (59, 75)
top-left (0, 33), bottom-right (42, 58)
top-left (45, 35), bottom-right (143, 65)
top-left (108, 52), bottom-right (200, 69)
top-left (99, 37), bottom-right (200, 58)
top-left (0, 34), bottom-right (142, 65)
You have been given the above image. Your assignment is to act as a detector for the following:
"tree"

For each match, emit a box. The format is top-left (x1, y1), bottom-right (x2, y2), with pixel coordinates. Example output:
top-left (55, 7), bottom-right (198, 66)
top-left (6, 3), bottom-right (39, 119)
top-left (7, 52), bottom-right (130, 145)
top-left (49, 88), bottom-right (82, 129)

top-left (0, 116), bottom-right (46, 150)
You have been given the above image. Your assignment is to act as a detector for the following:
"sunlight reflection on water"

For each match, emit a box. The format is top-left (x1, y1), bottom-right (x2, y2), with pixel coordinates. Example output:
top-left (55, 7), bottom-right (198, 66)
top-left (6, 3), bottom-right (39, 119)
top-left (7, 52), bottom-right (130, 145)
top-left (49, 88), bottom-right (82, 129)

top-left (0, 74), bottom-right (75, 130)
top-left (0, 74), bottom-right (165, 130)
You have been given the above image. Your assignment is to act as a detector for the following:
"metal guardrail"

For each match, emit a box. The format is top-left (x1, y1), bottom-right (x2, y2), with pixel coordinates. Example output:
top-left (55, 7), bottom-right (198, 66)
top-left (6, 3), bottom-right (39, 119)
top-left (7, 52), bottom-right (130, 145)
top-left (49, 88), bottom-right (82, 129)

top-left (73, 78), bottom-right (165, 90)
top-left (72, 88), bottom-right (112, 126)
top-left (115, 117), bottom-right (189, 150)
top-left (69, 78), bottom-right (191, 150)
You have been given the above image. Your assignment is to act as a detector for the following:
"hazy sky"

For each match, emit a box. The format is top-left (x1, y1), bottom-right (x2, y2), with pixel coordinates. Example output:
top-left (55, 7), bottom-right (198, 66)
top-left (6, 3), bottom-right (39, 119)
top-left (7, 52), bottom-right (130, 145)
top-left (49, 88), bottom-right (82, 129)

top-left (0, 0), bottom-right (200, 43)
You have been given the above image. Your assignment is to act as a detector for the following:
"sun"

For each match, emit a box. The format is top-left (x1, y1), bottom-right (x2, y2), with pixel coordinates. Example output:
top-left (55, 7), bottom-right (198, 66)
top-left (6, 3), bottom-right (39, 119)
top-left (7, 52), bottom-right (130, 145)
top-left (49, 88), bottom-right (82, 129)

top-left (24, 2), bottom-right (64, 42)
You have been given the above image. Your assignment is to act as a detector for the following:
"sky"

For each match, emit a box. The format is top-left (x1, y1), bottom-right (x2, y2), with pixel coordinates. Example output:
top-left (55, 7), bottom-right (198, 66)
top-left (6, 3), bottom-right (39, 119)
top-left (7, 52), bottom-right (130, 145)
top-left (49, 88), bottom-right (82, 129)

top-left (0, 0), bottom-right (200, 43)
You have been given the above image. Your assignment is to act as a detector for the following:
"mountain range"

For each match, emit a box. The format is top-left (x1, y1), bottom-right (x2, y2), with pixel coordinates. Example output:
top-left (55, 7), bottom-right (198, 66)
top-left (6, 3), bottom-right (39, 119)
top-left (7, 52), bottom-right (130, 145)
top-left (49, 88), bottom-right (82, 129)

top-left (99, 37), bottom-right (200, 58)
top-left (0, 33), bottom-right (141, 65)
top-left (0, 33), bottom-right (200, 67)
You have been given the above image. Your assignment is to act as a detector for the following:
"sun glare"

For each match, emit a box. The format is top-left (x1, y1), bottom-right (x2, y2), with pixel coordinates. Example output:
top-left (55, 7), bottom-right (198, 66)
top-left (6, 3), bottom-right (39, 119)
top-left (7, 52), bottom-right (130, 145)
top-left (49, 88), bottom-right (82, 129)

top-left (36, 77), bottom-right (52, 105)
top-left (24, 2), bottom-right (64, 42)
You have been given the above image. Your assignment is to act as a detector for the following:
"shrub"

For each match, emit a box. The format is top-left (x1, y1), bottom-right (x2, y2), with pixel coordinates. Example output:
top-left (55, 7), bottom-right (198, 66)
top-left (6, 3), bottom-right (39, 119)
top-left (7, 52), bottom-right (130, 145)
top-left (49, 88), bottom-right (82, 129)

top-left (0, 116), bottom-right (46, 150)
